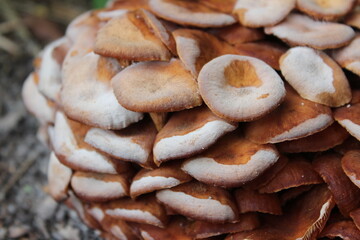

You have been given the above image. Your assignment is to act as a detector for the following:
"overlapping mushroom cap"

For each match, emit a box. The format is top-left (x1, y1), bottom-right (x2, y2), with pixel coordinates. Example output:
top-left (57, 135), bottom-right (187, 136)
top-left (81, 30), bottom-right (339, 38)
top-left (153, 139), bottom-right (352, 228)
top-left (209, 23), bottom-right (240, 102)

top-left (22, 0), bottom-right (360, 239)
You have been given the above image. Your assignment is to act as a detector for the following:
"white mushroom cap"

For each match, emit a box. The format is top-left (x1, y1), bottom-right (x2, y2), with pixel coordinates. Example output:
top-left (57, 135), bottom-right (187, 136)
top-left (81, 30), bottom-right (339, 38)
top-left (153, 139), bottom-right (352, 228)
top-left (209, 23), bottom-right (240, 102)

top-left (280, 46), bottom-right (351, 107)
top-left (233, 0), bottom-right (296, 27)
top-left (265, 13), bottom-right (355, 50)
top-left (149, 0), bottom-right (236, 27)
top-left (198, 54), bottom-right (285, 122)
top-left (332, 35), bottom-right (360, 77)
top-left (22, 73), bottom-right (55, 124)
top-left (47, 152), bottom-right (72, 201)
top-left (61, 52), bottom-right (143, 129)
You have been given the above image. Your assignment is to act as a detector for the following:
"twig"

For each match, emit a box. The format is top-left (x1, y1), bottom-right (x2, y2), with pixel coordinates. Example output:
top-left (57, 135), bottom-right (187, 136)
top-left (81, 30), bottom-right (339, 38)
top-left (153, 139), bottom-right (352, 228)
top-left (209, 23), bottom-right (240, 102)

top-left (0, 0), bottom-right (40, 56)
top-left (0, 35), bottom-right (21, 55)
top-left (0, 148), bottom-right (40, 202)
top-left (0, 20), bottom-right (19, 34)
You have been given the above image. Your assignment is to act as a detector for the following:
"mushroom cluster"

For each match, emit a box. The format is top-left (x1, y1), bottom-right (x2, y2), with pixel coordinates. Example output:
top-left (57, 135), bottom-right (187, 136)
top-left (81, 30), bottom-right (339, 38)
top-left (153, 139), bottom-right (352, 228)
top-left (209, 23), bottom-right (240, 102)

top-left (22, 0), bottom-right (360, 239)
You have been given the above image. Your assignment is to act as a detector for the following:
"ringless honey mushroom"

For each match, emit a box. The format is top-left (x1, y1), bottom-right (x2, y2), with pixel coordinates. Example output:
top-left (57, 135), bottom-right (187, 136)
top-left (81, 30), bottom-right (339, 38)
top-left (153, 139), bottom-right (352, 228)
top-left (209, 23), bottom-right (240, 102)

top-left (22, 0), bottom-right (360, 239)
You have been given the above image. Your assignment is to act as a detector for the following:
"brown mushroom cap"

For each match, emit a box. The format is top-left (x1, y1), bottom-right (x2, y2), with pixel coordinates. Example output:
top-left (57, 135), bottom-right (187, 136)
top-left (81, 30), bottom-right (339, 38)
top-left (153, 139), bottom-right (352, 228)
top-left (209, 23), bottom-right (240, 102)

top-left (234, 188), bottom-right (282, 215)
top-left (61, 52), bottom-right (143, 129)
top-left (52, 112), bottom-right (130, 174)
top-left (233, 0), bottom-right (296, 27)
top-left (213, 23), bottom-right (265, 45)
top-left (198, 54), bottom-right (286, 122)
top-left (84, 120), bottom-right (157, 169)
top-left (297, 0), bottom-right (355, 21)
top-left (71, 171), bottom-right (130, 202)
top-left (111, 58), bottom-right (202, 113)
top-left (319, 221), bottom-right (360, 240)
top-left (259, 157), bottom-right (323, 193)
top-left (130, 161), bottom-right (192, 198)
top-left (22, 73), bottom-right (55, 125)
top-left (265, 13), bottom-right (355, 50)
top-left (279, 185), bottom-right (313, 205)
top-left (334, 102), bottom-right (360, 141)
top-left (350, 208), bottom-right (360, 231)
top-left (345, 8), bottom-right (360, 29)
top-left (47, 152), bottom-right (72, 201)
top-left (153, 106), bottom-right (237, 165)
top-left (199, 0), bottom-right (237, 13)
top-left (332, 35), bottom-right (360, 77)
top-left (186, 213), bottom-right (259, 239)
top-left (182, 133), bottom-right (279, 188)
top-left (156, 181), bottom-right (239, 223)
top-left (104, 194), bottom-right (168, 228)
top-left (280, 46), bottom-right (352, 107)
top-left (341, 150), bottom-right (360, 188)
top-left (334, 136), bottom-right (360, 155)
top-left (226, 185), bottom-right (335, 240)
top-left (173, 28), bottom-right (236, 77)
top-left (95, 10), bottom-right (171, 61)
top-left (148, 0), bottom-right (236, 28)
top-left (244, 85), bottom-right (333, 144)
top-left (277, 122), bottom-right (350, 153)
top-left (108, 0), bottom-right (149, 10)
top-left (313, 153), bottom-right (360, 217)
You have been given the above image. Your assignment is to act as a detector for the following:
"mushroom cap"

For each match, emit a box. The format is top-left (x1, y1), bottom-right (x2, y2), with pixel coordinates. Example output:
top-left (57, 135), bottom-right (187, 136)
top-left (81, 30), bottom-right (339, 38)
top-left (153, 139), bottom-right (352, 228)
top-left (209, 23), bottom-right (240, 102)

top-left (38, 37), bottom-right (70, 102)
top-left (84, 120), bottom-right (157, 169)
top-left (319, 221), bottom-right (360, 240)
top-left (279, 185), bottom-right (313, 205)
top-left (156, 181), bottom-right (239, 223)
top-left (65, 11), bottom-right (99, 44)
top-left (334, 102), bottom-right (360, 141)
top-left (148, 0), bottom-right (236, 27)
top-left (345, 9), bottom-right (360, 29)
top-left (173, 28), bottom-right (236, 77)
top-left (61, 52), bottom-right (143, 129)
top-left (52, 111), bottom-right (130, 174)
top-left (112, 58), bottom-right (202, 113)
top-left (234, 189), bottom-right (282, 215)
top-left (199, 0), bottom-right (237, 13)
top-left (277, 122), bottom-right (350, 153)
top-left (341, 150), bottom-right (360, 188)
top-left (95, 11), bottom-right (171, 61)
top-left (233, 0), bottom-right (296, 27)
top-left (22, 73), bottom-right (55, 124)
top-left (198, 54), bottom-right (286, 122)
top-left (297, 0), bottom-right (355, 21)
top-left (108, 0), bottom-right (149, 10)
top-left (104, 194), bottom-right (168, 228)
top-left (47, 152), bottom-right (72, 201)
top-left (182, 133), bottom-right (279, 188)
top-left (187, 213), bottom-right (259, 239)
top-left (213, 23), bottom-right (265, 45)
top-left (153, 106), bottom-right (237, 165)
top-left (265, 13), bottom-right (355, 50)
top-left (130, 161), bottom-right (192, 198)
top-left (259, 157), bottom-right (323, 193)
top-left (350, 208), bottom-right (360, 231)
top-left (244, 85), bottom-right (334, 144)
top-left (334, 136), bottom-right (360, 155)
top-left (71, 171), bottom-right (130, 202)
top-left (313, 153), bottom-right (360, 217)
top-left (280, 46), bottom-right (352, 107)
top-left (226, 185), bottom-right (335, 240)
top-left (332, 35), bottom-right (360, 77)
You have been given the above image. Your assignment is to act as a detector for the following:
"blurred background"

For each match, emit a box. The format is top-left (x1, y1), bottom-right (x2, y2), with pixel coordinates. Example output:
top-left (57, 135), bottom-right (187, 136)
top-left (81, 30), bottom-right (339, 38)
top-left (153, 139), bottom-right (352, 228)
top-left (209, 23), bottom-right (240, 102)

top-left (0, 0), bottom-right (107, 239)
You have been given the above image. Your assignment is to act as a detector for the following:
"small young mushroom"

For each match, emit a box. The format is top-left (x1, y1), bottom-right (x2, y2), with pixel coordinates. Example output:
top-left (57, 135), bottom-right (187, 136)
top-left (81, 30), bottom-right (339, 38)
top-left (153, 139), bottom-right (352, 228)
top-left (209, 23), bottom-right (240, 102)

top-left (71, 171), bottom-right (130, 202)
top-left (234, 188), bottom-right (282, 215)
top-left (61, 52), bottom-right (143, 130)
top-left (244, 85), bottom-right (333, 144)
top-left (313, 153), bottom-right (360, 217)
top-left (341, 150), bottom-right (360, 188)
top-left (153, 106), bottom-right (237, 165)
top-left (182, 133), bottom-right (279, 188)
top-left (296, 0), bottom-right (355, 21)
top-left (22, 73), bottom-right (55, 125)
top-left (198, 54), bottom-right (286, 122)
top-left (47, 152), bottom-right (72, 201)
top-left (104, 194), bottom-right (168, 228)
top-left (186, 213), bottom-right (259, 239)
top-left (95, 11), bottom-right (171, 61)
top-left (233, 0), bottom-right (296, 27)
top-left (84, 120), bottom-right (157, 169)
top-left (277, 122), bottom-right (350, 153)
top-left (148, 0), bottom-right (236, 28)
top-left (332, 35), bottom-right (360, 77)
top-left (111, 58), bottom-right (202, 113)
top-left (280, 46), bottom-right (352, 107)
top-left (156, 181), bottom-right (239, 223)
top-left (130, 161), bottom-right (192, 198)
top-left (265, 13), bottom-right (355, 50)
